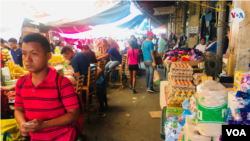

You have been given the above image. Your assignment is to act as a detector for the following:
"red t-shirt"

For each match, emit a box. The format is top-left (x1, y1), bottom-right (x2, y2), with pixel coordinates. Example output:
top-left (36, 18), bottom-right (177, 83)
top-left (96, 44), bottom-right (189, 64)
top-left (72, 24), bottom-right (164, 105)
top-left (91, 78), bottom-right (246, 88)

top-left (15, 68), bottom-right (79, 141)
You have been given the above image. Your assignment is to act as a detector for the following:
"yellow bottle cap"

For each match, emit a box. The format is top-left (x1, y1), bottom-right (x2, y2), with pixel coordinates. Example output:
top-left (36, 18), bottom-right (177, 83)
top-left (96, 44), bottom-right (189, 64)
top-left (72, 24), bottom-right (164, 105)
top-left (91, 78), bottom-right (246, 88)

top-left (175, 91), bottom-right (179, 95)
top-left (182, 91), bottom-right (186, 96)
top-left (185, 97), bottom-right (188, 100)
top-left (180, 97), bottom-right (183, 100)
top-left (174, 97), bottom-right (178, 100)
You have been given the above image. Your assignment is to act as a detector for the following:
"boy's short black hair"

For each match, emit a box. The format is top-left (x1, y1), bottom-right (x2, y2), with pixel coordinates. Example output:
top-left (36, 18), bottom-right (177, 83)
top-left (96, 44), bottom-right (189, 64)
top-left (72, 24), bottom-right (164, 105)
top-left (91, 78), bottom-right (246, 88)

top-left (23, 33), bottom-right (50, 54)
top-left (8, 38), bottom-right (17, 43)
top-left (1, 38), bottom-right (5, 43)
top-left (200, 37), bottom-right (206, 41)
top-left (61, 46), bottom-right (73, 54)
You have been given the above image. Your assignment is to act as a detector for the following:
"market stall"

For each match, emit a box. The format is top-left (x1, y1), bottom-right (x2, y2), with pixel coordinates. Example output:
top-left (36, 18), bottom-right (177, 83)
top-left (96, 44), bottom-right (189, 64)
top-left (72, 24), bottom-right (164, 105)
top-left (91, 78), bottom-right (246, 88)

top-left (159, 63), bottom-right (250, 141)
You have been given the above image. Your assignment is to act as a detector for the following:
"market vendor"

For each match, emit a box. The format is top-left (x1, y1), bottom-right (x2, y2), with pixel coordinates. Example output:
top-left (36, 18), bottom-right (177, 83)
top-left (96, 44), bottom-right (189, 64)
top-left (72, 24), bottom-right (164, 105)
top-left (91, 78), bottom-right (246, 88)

top-left (97, 43), bottom-right (122, 83)
top-left (61, 46), bottom-right (90, 85)
top-left (195, 36), bottom-right (206, 53)
top-left (15, 33), bottom-right (80, 141)
top-left (8, 38), bottom-right (23, 67)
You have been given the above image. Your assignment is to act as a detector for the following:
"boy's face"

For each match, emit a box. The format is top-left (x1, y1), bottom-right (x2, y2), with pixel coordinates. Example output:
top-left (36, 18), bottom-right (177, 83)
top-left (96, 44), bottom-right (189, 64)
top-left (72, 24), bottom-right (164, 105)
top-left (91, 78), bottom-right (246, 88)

top-left (22, 42), bottom-right (51, 73)
top-left (8, 42), bottom-right (17, 49)
top-left (200, 39), bottom-right (205, 45)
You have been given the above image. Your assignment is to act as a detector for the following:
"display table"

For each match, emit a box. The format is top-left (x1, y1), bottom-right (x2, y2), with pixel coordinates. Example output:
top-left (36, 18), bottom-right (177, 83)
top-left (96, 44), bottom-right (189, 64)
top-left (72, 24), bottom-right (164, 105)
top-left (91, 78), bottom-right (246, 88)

top-left (160, 81), bottom-right (168, 109)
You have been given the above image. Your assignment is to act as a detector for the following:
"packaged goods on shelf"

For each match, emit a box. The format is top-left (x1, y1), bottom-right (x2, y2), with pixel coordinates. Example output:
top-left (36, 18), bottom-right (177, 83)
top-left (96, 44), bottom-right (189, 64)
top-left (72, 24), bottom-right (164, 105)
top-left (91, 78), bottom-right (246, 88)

top-left (234, 71), bottom-right (246, 91)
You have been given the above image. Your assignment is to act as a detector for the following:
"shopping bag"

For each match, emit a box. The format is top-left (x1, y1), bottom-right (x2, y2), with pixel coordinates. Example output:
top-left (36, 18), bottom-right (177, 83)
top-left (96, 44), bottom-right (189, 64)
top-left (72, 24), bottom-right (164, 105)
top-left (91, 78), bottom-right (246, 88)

top-left (153, 70), bottom-right (161, 86)
top-left (0, 110), bottom-right (21, 141)
top-left (155, 53), bottom-right (163, 65)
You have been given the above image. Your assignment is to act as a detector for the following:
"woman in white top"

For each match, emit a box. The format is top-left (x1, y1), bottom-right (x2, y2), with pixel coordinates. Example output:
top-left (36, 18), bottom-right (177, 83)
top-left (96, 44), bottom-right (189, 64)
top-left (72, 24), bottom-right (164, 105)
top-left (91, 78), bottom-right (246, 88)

top-left (195, 37), bottom-right (206, 53)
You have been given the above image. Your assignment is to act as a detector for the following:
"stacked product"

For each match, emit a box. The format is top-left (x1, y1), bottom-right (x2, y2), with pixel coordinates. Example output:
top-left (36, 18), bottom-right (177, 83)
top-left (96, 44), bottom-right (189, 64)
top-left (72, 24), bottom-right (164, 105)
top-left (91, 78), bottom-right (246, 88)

top-left (168, 62), bottom-right (195, 94)
top-left (182, 80), bottom-right (228, 141)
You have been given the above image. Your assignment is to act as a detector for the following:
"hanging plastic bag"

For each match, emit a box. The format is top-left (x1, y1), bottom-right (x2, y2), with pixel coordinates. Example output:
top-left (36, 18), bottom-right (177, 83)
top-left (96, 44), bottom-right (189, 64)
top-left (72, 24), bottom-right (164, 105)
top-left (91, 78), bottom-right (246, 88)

top-left (0, 111), bottom-right (21, 141)
top-left (153, 70), bottom-right (161, 86)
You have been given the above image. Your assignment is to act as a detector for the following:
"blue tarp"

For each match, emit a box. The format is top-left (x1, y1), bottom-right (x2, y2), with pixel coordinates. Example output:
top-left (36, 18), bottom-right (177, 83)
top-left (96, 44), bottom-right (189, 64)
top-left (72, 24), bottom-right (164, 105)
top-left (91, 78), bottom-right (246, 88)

top-left (116, 15), bottom-right (146, 29)
top-left (59, 0), bottom-right (131, 27)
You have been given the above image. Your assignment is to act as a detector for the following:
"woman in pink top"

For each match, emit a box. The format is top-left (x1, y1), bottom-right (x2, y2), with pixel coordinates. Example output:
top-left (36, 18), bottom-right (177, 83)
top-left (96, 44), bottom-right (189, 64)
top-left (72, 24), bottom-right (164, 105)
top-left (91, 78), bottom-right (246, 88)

top-left (127, 41), bottom-right (139, 93)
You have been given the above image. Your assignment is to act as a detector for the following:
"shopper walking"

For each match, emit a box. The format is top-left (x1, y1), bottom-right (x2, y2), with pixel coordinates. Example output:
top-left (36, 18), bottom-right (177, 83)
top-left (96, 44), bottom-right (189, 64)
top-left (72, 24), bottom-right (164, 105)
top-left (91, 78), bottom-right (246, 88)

top-left (8, 38), bottom-right (23, 67)
top-left (127, 41), bottom-right (139, 93)
top-left (129, 35), bottom-right (138, 49)
top-left (14, 33), bottom-right (80, 141)
top-left (142, 31), bottom-right (156, 93)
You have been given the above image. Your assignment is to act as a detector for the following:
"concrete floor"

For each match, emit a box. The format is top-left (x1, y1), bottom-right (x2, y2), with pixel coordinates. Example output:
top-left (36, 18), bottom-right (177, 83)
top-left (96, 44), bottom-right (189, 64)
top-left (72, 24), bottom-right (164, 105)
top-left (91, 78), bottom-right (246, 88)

top-left (82, 68), bottom-right (166, 141)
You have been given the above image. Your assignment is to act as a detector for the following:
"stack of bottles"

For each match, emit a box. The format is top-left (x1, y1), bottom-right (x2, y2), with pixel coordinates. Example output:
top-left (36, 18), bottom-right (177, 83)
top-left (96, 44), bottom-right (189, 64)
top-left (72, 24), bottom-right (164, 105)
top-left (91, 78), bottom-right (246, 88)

top-left (168, 62), bottom-right (195, 94)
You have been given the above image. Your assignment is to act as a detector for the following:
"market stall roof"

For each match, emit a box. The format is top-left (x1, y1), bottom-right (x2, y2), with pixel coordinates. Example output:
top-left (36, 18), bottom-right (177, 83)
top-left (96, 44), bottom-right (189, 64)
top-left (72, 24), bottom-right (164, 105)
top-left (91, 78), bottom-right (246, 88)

top-left (132, 1), bottom-right (175, 28)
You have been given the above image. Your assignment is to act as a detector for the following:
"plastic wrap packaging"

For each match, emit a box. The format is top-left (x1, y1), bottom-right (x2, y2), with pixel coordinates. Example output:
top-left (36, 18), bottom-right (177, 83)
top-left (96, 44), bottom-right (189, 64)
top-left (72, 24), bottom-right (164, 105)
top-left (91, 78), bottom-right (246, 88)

top-left (196, 80), bottom-right (228, 137)
top-left (193, 73), bottom-right (206, 80)
top-left (184, 119), bottom-right (212, 141)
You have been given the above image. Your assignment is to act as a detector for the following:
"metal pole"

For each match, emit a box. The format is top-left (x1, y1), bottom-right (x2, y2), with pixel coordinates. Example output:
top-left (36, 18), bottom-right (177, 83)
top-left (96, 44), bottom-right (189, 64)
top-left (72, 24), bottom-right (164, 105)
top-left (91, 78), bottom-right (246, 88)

top-left (170, 14), bottom-right (172, 34)
top-left (182, 2), bottom-right (187, 34)
top-left (216, 1), bottom-right (226, 73)
top-left (175, 11), bottom-right (177, 33)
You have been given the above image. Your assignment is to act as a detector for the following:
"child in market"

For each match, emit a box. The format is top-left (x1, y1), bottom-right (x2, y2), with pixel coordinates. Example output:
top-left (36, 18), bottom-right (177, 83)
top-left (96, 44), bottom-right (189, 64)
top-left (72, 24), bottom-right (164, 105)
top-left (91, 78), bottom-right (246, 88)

top-left (127, 40), bottom-right (139, 93)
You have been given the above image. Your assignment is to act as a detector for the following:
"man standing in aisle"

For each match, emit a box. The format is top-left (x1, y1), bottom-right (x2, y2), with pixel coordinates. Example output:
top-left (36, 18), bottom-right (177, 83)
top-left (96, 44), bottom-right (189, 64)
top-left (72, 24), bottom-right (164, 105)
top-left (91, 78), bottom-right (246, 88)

top-left (1, 38), bottom-right (11, 67)
top-left (97, 43), bottom-right (121, 83)
top-left (142, 31), bottom-right (156, 93)
top-left (8, 38), bottom-right (23, 67)
top-left (14, 33), bottom-right (79, 141)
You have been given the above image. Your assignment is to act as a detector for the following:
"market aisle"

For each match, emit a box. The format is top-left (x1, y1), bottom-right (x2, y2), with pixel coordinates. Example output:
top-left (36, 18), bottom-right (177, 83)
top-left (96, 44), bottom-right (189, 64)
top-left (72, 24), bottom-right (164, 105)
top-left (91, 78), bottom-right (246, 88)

top-left (82, 68), bottom-right (165, 141)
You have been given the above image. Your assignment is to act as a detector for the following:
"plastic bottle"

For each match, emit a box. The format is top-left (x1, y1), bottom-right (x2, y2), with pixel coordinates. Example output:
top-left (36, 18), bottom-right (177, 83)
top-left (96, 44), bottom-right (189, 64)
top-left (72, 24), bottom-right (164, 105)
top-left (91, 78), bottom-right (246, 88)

top-left (181, 91), bottom-right (186, 99)
top-left (175, 91), bottom-right (180, 98)
top-left (169, 98), bottom-right (174, 107)
top-left (188, 92), bottom-right (193, 99)
top-left (184, 96), bottom-right (188, 101)
top-left (169, 92), bottom-right (174, 98)
top-left (178, 97), bottom-right (183, 107)
top-left (173, 97), bottom-right (179, 107)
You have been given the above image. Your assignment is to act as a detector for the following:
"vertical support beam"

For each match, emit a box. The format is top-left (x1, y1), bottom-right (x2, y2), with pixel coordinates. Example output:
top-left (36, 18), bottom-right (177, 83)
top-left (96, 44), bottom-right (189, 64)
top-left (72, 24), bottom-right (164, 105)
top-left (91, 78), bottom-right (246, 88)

top-left (170, 14), bottom-right (173, 33)
top-left (182, 2), bottom-right (187, 34)
top-left (187, 1), bottom-right (200, 48)
top-left (216, 1), bottom-right (226, 73)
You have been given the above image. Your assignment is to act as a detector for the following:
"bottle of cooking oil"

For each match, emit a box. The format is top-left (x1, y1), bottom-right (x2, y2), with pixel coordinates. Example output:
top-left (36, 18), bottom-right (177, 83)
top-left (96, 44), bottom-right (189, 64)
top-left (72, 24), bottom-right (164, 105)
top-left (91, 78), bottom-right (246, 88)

top-left (188, 92), bottom-right (193, 100)
top-left (168, 98), bottom-right (174, 107)
top-left (173, 97), bottom-right (179, 107)
top-left (181, 91), bottom-right (186, 99)
top-left (178, 97), bottom-right (183, 107)
top-left (169, 92), bottom-right (174, 98)
top-left (175, 91), bottom-right (180, 98)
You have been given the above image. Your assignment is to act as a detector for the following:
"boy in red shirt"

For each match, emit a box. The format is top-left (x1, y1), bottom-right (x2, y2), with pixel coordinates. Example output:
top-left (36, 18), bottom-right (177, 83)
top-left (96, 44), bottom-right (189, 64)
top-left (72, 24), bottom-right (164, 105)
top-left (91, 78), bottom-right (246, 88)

top-left (14, 33), bottom-right (79, 141)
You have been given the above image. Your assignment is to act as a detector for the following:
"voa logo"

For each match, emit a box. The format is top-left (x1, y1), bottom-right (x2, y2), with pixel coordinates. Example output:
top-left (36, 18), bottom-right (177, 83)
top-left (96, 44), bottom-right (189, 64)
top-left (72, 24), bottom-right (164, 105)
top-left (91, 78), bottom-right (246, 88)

top-left (226, 129), bottom-right (246, 136)
top-left (231, 8), bottom-right (245, 22)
